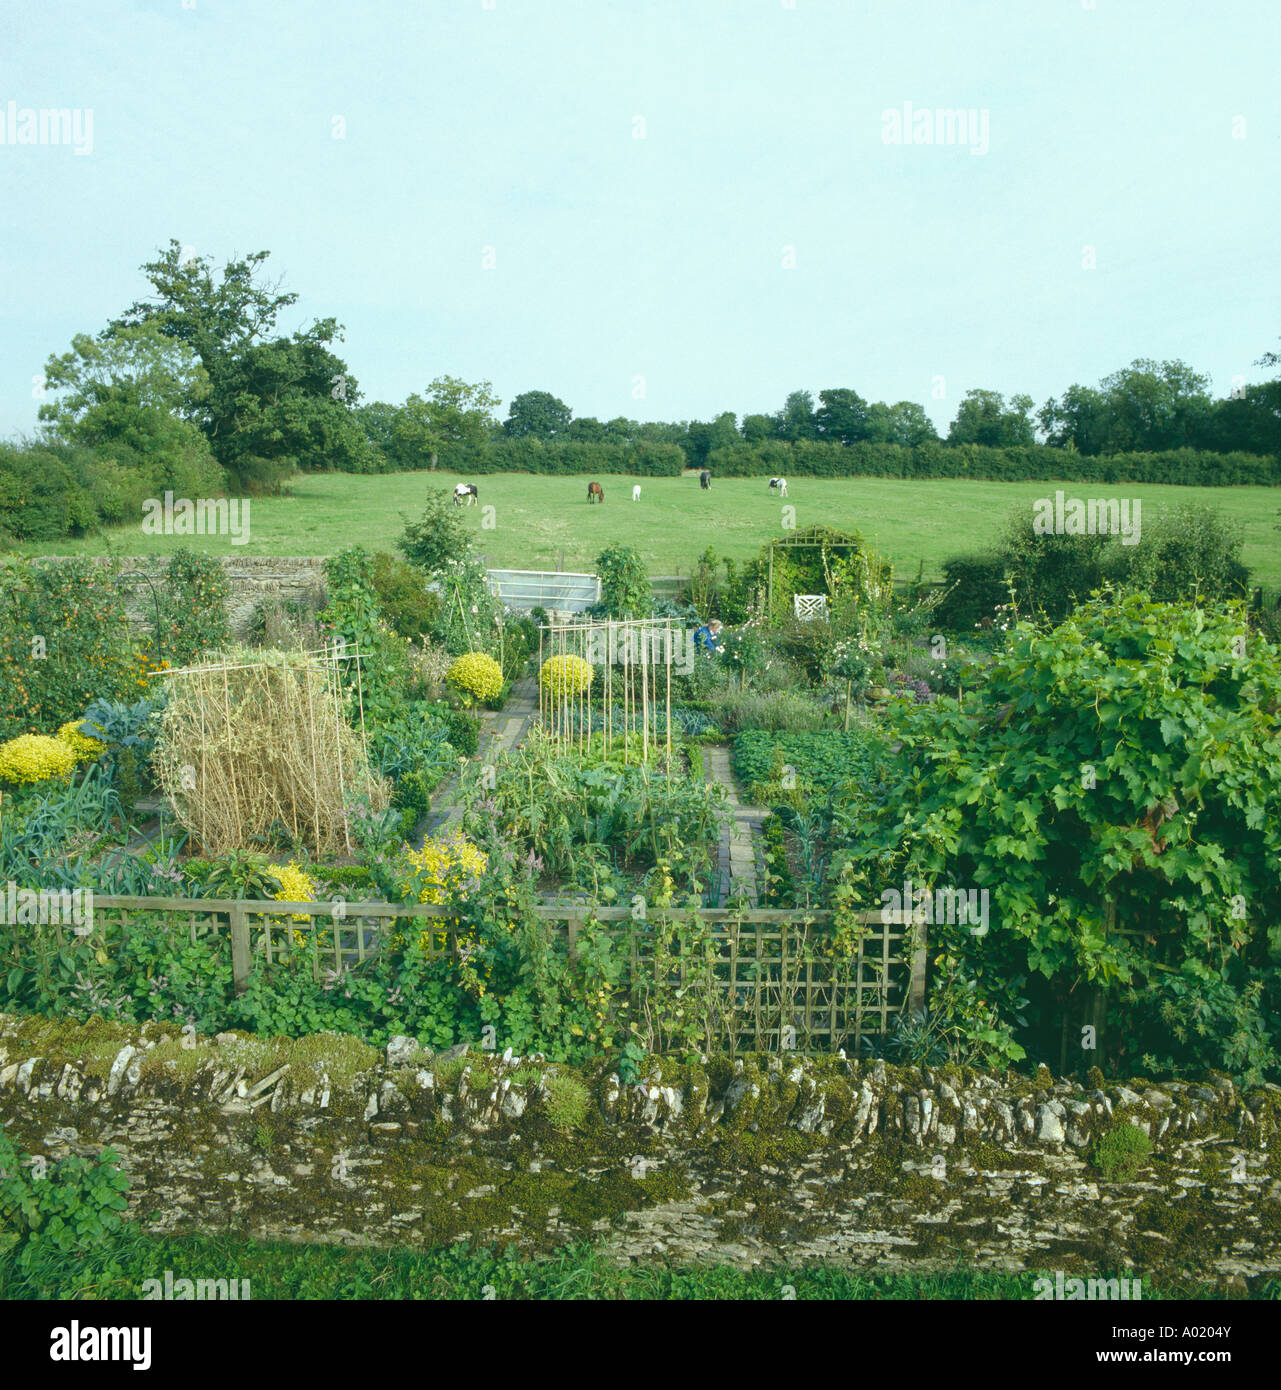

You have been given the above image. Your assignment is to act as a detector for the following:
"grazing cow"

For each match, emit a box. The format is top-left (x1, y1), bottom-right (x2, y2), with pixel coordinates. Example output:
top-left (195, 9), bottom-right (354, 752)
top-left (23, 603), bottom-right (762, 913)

top-left (769, 477), bottom-right (788, 497)
top-left (587, 481), bottom-right (604, 504)
top-left (453, 483), bottom-right (479, 506)
top-left (632, 484), bottom-right (642, 502)
top-left (699, 470), bottom-right (711, 490)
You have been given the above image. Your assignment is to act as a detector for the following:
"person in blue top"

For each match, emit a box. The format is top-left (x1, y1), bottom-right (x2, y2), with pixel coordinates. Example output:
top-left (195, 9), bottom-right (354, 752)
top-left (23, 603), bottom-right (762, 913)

top-left (693, 619), bottom-right (723, 658)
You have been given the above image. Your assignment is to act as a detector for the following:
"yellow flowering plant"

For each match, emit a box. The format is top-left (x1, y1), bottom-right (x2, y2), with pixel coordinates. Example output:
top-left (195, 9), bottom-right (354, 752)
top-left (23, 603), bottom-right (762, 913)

top-left (56, 721), bottom-right (107, 764)
top-left (446, 652), bottom-right (504, 705)
top-left (268, 861), bottom-right (320, 945)
top-left (539, 654), bottom-right (594, 699)
top-left (0, 733), bottom-right (79, 787)
top-left (393, 832), bottom-right (489, 953)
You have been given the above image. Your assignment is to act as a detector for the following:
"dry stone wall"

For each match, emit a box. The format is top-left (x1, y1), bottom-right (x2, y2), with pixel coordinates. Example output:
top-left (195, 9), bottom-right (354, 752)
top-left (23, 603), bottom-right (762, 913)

top-left (34, 556), bottom-right (329, 640)
top-left (2, 1012), bottom-right (1278, 1282)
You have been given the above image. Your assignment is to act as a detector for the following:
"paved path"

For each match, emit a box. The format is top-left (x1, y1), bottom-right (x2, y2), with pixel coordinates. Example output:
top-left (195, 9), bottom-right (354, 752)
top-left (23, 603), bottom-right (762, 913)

top-left (703, 744), bottom-right (768, 907)
top-left (419, 674), bottom-right (539, 840)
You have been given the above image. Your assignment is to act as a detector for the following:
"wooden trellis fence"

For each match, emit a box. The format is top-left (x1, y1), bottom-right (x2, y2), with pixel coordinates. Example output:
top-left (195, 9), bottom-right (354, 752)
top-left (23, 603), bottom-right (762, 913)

top-left (60, 898), bottom-right (927, 1055)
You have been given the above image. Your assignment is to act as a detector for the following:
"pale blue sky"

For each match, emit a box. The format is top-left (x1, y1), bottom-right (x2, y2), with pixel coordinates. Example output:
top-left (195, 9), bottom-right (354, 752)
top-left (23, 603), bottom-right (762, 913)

top-left (1, 0), bottom-right (1278, 438)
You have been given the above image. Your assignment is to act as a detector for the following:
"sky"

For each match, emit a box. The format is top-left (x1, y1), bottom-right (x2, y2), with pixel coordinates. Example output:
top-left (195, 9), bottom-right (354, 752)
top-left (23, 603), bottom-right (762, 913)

top-left (1, 0), bottom-right (1278, 439)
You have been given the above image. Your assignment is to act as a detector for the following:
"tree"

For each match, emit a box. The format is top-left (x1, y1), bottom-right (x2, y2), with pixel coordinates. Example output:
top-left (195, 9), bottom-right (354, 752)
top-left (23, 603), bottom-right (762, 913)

top-left (111, 240), bottom-right (370, 487)
top-left (568, 416), bottom-right (607, 443)
top-left (776, 390), bottom-right (818, 441)
top-left (685, 411), bottom-right (738, 468)
top-left (37, 320), bottom-right (209, 454)
top-left (396, 489), bottom-right (473, 574)
top-left (1038, 384), bottom-right (1108, 454)
top-left (815, 388), bottom-right (869, 445)
top-left (740, 412), bottom-right (775, 443)
top-left (947, 389), bottom-right (1036, 447)
top-left (393, 376), bottom-right (500, 469)
top-left (863, 399), bottom-right (939, 447)
top-left (503, 390), bottom-right (572, 439)
top-left (1097, 359), bottom-right (1212, 452)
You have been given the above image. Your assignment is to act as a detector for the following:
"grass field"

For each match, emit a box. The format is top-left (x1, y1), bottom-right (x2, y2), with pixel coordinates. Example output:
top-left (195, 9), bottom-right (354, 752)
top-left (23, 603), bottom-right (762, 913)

top-left (20, 470), bottom-right (1281, 589)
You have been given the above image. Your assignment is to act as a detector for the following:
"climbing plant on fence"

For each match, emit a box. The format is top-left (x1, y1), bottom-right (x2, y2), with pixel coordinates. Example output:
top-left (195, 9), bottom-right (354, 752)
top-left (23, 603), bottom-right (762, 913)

top-left (827, 590), bottom-right (1281, 1081)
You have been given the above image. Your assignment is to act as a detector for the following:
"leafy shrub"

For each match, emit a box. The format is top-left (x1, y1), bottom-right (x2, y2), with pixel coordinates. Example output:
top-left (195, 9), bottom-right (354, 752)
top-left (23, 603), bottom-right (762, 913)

top-left (935, 554), bottom-right (1008, 630)
top-left (372, 551), bottom-right (442, 639)
top-left (829, 591), bottom-right (1281, 1078)
top-left (710, 687), bottom-right (827, 734)
top-left (269, 861), bottom-right (319, 924)
top-left (395, 490), bottom-right (472, 573)
top-left (0, 1131), bottom-right (130, 1275)
top-left (155, 549), bottom-right (230, 667)
top-left (0, 557), bottom-right (143, 740)
top-left (446, 652), bottom-right (504, 704)
top-left (540, 654), bottom-right (594, 699)
top-left (595, 545), bottom-right (651, 619)
top-left (55, 721), bottom-right (106, 763)
top-left (0, 734), bottom-right (78, 787)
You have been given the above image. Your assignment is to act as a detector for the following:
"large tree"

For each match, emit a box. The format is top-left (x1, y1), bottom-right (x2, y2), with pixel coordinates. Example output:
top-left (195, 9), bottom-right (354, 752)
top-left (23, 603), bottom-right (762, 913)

top-left (37, 319), bottom-right (209, 456)
top-left (815, 387), bottom-right (869, 445)
top-left (947, 388), bottom-right (1036, 448)
top-left (503, 389), bottom-right (572, 439)
top-left (111, 240), bottom-right (371, 488)
top-left (392, 376), bottom-right (500, 469)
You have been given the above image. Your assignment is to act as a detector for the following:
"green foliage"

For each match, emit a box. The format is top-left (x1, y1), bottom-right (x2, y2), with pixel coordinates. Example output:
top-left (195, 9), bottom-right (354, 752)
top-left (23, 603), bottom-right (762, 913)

top-left (0, 558), bottom-right (143, 740)
top-left (372, 551), bottom-right (442, 639)
top-left (732, 730), bottom-right (891, 804)
top-left (706, 437), bottom-right (1280, 485)
top-left (318, 545), bottom-right (413, 718)
top-left (710, 687), bottom-right (828, 734)
top-left (463, 732), bottom-right (727, 890)
top-left (938, 503), bottom-right (1251, 629)
top-left (111, 240), bottom-right (373, 489)
top-left (595, 545), bottom-right (652, 619)
top-left (1091, 1122), bottom-right (1154, 1181)
top-left (197, 850), bottom-right (283, 900)
top-left (542, 1072), bottom-right (590, 1131)
top-left (395, 490), bottom-right (472, 575)
top-left (0, 1223), bottom-right (1229, 1301)
top-left (155, 548), bottom-right (230, 666)
top-left (830, 591), bottom-right (1281, 1078)
top-left (0, 1132), bottom-right (130, 1275)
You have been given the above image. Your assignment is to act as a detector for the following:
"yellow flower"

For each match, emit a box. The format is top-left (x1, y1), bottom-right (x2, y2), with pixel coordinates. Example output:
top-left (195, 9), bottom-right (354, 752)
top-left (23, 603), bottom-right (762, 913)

top-left (268, 861), bottom-right (319, 944)
top-left (395, 832), bottom-right (489, 952)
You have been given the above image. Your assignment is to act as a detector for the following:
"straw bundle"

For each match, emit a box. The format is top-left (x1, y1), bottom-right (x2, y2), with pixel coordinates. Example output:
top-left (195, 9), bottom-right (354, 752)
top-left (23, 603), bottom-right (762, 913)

top-left (153, 647), bottom-right (390, 856)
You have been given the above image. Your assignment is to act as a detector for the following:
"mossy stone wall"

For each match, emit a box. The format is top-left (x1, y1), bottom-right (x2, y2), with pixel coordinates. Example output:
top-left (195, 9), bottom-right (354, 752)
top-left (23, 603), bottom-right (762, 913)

top-left (2, 1013), bottom-right (1279, 1280)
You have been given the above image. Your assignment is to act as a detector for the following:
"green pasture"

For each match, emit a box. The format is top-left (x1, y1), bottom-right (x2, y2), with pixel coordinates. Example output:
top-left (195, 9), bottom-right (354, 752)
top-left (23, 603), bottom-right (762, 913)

top-left (20, 470), bottom-right (1281, 589)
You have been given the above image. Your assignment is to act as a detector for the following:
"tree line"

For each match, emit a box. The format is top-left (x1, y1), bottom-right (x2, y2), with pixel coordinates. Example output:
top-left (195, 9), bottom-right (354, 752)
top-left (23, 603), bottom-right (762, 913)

top-left (6, 240), bottom-right (1279, 535)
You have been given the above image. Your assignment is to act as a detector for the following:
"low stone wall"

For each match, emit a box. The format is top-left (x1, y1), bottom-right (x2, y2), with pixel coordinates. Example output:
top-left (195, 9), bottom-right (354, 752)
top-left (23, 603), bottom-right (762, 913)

top-left (2, 1012), bottom-right (1278, 1282)
top-left (32, 556), bottom-right (330, 640)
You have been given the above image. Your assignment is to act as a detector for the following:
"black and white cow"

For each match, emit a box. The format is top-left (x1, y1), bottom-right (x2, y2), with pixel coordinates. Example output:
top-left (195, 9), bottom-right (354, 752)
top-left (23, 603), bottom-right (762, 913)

top-left (453, 483), bottom-right (479, 506)
top-left (769, 477), bottom-right (788, 497)
top-left (699, 470), bottom-right (711, 490)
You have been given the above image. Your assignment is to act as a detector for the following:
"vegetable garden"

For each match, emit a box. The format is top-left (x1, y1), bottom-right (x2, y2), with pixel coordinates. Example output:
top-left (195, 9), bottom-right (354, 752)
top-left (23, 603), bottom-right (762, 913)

top-left (2, 494), bottom-right (1280, 1090)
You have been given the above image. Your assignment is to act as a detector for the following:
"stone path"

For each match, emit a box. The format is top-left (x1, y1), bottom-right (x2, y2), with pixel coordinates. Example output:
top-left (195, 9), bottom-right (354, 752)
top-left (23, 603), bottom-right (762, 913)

top-left (703, 745), bottom-right (768, 907)
top-left (419, 674), bottom-right (539, 840)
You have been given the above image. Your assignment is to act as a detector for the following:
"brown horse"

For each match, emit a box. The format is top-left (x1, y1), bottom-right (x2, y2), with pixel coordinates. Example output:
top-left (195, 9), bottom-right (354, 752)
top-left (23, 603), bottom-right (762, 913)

top-left (587, 481), bottom-right (604, 504)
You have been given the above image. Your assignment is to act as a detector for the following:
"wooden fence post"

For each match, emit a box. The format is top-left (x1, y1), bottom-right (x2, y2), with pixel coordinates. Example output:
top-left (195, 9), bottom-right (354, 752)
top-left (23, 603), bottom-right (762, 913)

top-left (230, 901), bottom-right (251, 996)
top-left (909, 918), bottom-right (928, 1015)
